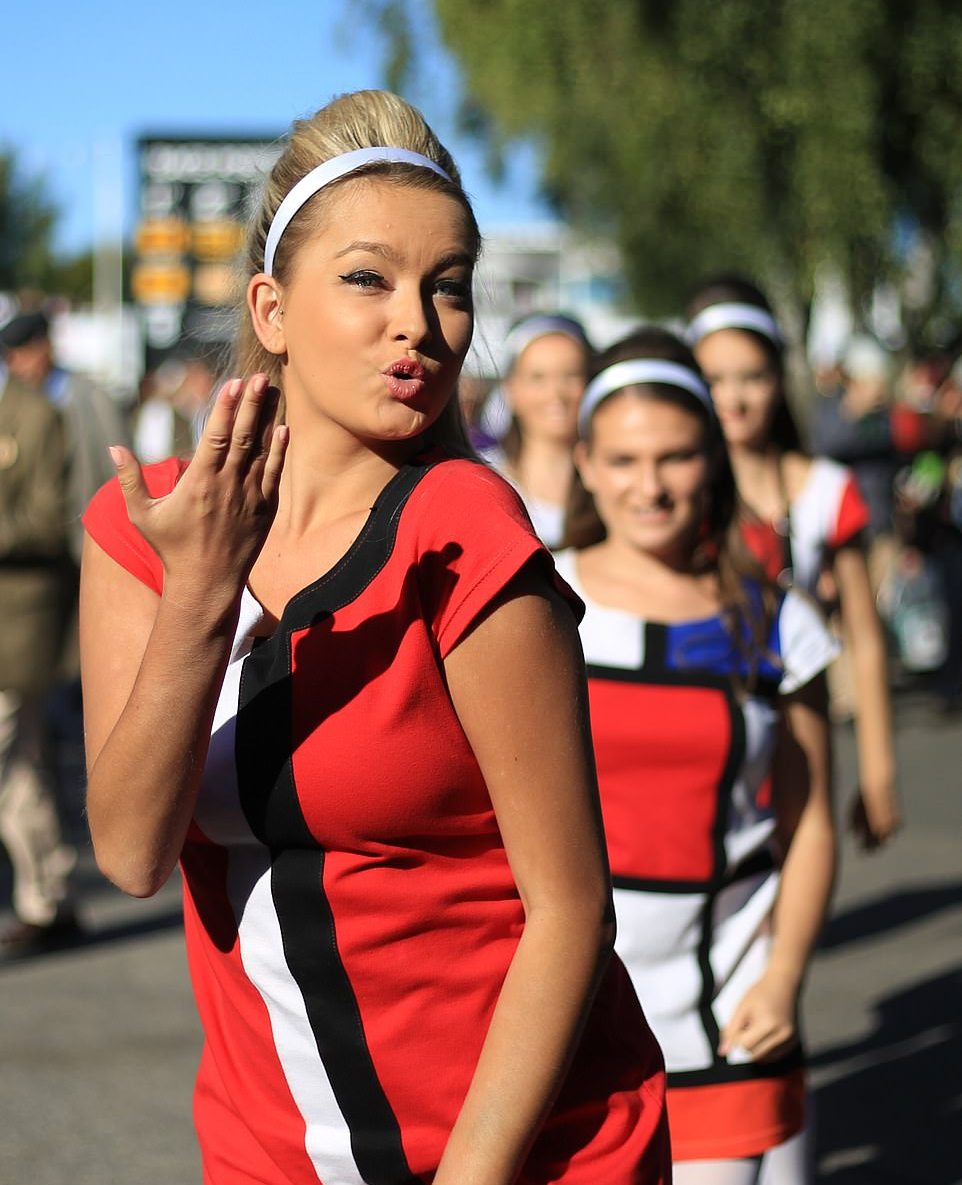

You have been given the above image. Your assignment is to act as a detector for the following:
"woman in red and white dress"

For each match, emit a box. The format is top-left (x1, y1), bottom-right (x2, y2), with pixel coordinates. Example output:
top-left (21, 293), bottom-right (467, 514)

top-left (559, 325), bottom-right (837, 1183)
top-left (686, 277), bottom-right (899, 850)
top-left (79, 91), bottom-right (669, 1185)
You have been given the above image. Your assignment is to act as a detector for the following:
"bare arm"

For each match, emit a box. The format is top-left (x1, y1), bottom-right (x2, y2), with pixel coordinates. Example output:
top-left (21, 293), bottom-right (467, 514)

top-left (434, 563), bottom-right (613, 1185)
top-left (720, 673), bottom-right (836, 1062)
top-left (833, 543), bottom-right (900, 848)
top-left (82, 376), bottom-right (286, 896)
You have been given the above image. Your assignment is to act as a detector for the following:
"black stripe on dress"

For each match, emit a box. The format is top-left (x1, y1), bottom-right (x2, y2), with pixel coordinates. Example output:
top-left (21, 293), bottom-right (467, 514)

top-left (593, 623), bottom-right (751, 1069)
top-left (667, 1043), bottom-right (804, 1087)
top-left (235, 460), bottom-right (432, 1185)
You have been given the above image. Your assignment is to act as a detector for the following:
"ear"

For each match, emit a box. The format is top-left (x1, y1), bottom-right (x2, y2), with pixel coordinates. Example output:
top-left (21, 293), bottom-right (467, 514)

top-left (247, 274), bottom-right (287, 355)
top-left (573, 439), bottom-right (595, 492)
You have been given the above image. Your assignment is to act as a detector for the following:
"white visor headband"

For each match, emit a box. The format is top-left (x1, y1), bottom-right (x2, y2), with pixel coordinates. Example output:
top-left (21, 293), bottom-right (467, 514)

top-left (503, 315), bottom-right (587, 369)
top-left (579, 359), bottom-right (713, 437)
top-left (687, 302), bottom-right (783, 347)
top-left (263, 147), bottom-right (453, 276)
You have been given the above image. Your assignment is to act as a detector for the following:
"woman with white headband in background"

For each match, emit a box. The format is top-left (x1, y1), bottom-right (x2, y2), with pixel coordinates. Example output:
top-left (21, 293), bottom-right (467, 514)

top-left (486, 313), bottom-right (592, 547)
top-left (79, 91), bottom-right (670, 1184)
top-left (686, 277), bottom-right (899, 851)
top-left (557, 326), bottom-right (837, 1183)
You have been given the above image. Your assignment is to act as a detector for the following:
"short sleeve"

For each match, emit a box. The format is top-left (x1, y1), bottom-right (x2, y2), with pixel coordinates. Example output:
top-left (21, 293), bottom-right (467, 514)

top-left (828, 473), bottom-right (870, 550)
top-left (82, 458), bottom-right (187, 594)
top-left (409, 460), bottom-right (583, 659)
top-left (776, 589), bottom-right (840, 695)
top-left (741, 519), bottom-right (787, 584)
top-left (890, 403), bottom-right (926, 454)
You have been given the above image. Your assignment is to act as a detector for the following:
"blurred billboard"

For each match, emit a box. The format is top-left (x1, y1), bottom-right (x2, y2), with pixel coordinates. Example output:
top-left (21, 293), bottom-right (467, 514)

top-left (134, 135), bottom-right (281, 370)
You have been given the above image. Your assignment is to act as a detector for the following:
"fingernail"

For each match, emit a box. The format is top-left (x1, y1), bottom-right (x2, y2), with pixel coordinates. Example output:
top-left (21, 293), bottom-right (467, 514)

top-left (108, 445), bottom-right (123, 467)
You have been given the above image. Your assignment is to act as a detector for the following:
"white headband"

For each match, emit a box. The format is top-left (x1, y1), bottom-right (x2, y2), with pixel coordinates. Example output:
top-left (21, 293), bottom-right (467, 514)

top-left (579, 359), bottom-right (713, 436)
top-left (687, 302), bottom-right (783, 347)
top-left (263, 147), bottom-right (453, 276)
top-left (503, 315), bottom-right (587, 369)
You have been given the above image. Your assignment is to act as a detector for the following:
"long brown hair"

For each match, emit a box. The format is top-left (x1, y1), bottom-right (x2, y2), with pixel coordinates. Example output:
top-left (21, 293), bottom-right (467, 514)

top-left (562, 325), bottom-right (777, 685)
top-left (686, 274), bottom-right (802, 453)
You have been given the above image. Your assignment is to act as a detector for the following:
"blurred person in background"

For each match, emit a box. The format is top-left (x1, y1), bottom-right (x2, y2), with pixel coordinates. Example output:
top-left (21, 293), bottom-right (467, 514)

top-left (686, 279), bottom-right (899, 850)
top-left (887, 356), bottom-right (962, 710)
top-left (486, 313), bottom-right (592, 547)
top-left (1, 309), bottom-right (131, 820)
top-left (0, 326), bottom-right (81, 956)
top-left (1, 311), bottom-right (129, 565)
top-left (810, 335), bottom-right (915, 594)
top-left (559, 325), bottom-right (837, 1183)
top-left (132, 349), bottom-right (217, 462)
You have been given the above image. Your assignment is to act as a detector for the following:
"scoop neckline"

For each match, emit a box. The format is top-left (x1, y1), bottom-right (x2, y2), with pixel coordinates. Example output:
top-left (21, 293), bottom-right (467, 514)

top-left (556, 549), bottom-right (726, 630)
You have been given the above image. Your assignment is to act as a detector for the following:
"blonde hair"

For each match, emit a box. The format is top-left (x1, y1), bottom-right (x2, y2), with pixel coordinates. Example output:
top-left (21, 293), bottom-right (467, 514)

top-left (232, 90), bottom-right (481, 456)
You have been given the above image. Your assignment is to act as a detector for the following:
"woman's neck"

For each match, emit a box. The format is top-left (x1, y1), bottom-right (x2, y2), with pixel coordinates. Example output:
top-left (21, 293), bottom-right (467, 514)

top-left (512, 434), bottom-right (575, 505)
top-left (273, 413), bottom-right (419, 538)
top-left (727, 441), bottom-right (787, 519)
top-left (577, 536), bottom-right (720, 621)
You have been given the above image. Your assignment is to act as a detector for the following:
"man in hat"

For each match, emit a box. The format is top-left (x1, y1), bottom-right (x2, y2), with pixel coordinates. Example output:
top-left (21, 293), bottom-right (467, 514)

top-left (0, 318), bottom-right (81, 955)
top-left (0, 311), bottom-right (128, 563)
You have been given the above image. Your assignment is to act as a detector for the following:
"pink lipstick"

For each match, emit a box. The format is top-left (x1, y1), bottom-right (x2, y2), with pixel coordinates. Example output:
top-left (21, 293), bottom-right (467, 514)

top-left (383, 358), bottom-right (427, 402)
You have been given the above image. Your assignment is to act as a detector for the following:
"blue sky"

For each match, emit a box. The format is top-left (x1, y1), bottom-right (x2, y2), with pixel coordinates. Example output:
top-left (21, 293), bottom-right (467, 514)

top-left (3, 0), bottom-right (552, 256)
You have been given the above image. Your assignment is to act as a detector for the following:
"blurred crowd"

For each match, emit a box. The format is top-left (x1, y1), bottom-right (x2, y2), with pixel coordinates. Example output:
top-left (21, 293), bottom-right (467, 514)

top-left (1, 277), bottom-right (962, 964)
top-left (466, 309), bottom-right (962, 711)
top-left (0, 307), bottom-right (215, 957)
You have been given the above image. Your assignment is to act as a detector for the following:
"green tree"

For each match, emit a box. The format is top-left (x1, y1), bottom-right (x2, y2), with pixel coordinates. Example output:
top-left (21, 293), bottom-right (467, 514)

top-left (46, 250), bottom-right (96, 307)
top-left (0, 148), bottom-right (60, 292)
top-left (374, 0), bottom-right (962, 348)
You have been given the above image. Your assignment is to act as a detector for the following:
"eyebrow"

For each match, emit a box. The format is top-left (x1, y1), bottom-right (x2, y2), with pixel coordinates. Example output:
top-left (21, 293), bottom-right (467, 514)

top-left (333, 241), bottom-right (474, 271)
top-left (334, 240), bottom-right (400, 262)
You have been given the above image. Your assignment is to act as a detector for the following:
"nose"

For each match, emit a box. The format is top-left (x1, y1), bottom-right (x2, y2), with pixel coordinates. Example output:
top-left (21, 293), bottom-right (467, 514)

top-left (390, 281), bottom-right (432, 348)
top-left (708, 375), bottom-right (733, 403)
top-left (636, 460), bottom-right (665, 501)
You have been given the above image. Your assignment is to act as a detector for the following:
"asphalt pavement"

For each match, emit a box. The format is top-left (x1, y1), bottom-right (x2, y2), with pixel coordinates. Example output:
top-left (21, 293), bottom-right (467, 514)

top-left (1, 689), bottom-right (959, 1185)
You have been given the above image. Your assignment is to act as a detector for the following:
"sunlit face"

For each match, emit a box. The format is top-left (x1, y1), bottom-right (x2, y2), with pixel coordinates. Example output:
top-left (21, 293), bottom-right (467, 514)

top-left (576, 392), bottom-right (712, 562)
top-left (504, 333), bottom-right (587, 445)
top-left (694, 328), bottom-right (780, 450)
top-left (257, 179), bottom-right (475, 446)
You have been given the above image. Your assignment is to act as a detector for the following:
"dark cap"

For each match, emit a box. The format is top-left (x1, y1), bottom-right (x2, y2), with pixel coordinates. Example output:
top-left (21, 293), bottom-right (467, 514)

top-left (0, 311), bottom-right (50, 350)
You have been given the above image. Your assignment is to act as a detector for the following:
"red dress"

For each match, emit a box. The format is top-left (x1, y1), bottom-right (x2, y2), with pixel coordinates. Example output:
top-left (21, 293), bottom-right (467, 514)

top-left (557, 549), bottom-right (838, 1161)
top-left (84, 453), bottom-right (670, 1185)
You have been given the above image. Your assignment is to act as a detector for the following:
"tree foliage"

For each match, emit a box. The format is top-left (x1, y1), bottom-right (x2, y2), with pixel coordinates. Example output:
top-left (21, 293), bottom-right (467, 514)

top-left (0, 149), bottom-right (99, 306)
top-left (0, 149), bottom-right (60, 293)
top-left (377, 0), bottom-right (962, 344)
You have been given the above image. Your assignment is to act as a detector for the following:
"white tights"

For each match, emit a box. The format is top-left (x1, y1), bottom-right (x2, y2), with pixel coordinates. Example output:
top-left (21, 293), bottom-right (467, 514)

top-left (672, 1122), bottom-right (812, 1185)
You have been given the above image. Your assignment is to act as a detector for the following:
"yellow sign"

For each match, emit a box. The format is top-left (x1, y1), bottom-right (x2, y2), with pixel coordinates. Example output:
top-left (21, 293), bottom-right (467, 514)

top-left (135, 218), bottom-right (191, 257)
top-left (132, 263), bottom-right (192, 305)
top-left (192, 220), bottom-right (246, 261)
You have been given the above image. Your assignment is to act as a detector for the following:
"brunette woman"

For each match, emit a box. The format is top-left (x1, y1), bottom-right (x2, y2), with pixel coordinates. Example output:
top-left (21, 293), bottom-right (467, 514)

top-left (559, 326), bottom-right (837, 1182)
top-left (687, 278), bottom-right (899, 849)
top-left (487, 313), bottom-right (592, 546)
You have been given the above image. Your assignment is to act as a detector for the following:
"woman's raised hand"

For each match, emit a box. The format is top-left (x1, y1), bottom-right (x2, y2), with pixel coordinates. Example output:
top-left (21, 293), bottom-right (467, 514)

top-left (109, 374), bottom-right (288, 611)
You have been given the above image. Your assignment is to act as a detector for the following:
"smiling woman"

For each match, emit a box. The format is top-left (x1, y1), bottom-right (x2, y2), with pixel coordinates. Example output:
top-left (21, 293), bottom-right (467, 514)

top-left (559, 325), bottom-right (838, 1184)
top-left (77, 91), bottom-right (670, 1185)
